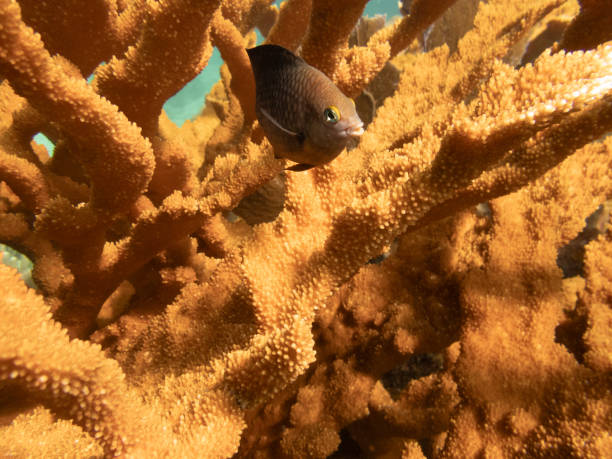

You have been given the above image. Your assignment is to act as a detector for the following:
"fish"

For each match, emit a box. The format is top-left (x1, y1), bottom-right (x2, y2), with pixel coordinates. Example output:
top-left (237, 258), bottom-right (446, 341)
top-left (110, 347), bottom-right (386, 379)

top-left (246, 44), bottom-right (364, 171)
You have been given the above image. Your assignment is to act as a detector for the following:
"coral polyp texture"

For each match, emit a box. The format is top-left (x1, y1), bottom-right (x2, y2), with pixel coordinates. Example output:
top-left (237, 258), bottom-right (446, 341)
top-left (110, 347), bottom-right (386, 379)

top-left (0, 0), bottom-right (611, 457)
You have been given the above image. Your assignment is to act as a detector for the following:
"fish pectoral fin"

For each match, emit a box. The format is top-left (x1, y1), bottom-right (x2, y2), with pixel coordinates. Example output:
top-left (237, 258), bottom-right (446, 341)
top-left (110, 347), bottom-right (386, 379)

top-left (286, 163), bottom-right (315, 172)
top-left (260, 107), bottom-right (300, 138)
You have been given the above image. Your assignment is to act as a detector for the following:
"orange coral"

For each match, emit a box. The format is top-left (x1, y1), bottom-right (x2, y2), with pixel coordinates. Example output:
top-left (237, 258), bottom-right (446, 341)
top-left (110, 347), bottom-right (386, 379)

top-left (0, 0), bottom-right (611, 457)
top-left (265, 0), bottom-right (312, 51)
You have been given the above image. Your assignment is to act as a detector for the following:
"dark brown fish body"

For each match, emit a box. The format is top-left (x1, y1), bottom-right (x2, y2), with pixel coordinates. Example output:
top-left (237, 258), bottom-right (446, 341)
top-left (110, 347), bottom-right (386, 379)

top-left (247, 44), bottom-right (364, 170)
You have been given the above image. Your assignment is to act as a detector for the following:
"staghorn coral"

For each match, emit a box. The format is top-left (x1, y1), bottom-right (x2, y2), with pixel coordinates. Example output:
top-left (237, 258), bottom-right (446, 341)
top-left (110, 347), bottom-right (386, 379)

top-left (0, 0), bottom-right (611, 457)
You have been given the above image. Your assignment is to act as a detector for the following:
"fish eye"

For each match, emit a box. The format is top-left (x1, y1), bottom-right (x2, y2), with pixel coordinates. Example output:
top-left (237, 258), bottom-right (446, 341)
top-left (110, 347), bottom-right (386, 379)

top-left (323, 106), bottom-right (340, 124)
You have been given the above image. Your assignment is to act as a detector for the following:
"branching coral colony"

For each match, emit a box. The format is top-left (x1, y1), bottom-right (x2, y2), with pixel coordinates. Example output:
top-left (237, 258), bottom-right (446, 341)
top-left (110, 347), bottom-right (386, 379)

top-left (0, 0), bottom-right (611, 457)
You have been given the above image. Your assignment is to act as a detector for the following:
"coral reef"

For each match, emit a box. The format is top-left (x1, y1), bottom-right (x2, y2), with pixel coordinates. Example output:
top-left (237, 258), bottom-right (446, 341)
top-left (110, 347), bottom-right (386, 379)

top-left (0, 0), bottom-right (611, 457)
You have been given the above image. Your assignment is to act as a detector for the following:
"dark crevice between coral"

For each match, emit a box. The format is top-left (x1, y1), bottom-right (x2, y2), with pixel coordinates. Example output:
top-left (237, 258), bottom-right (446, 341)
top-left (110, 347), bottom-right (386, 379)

top-left (387, 128), bottom-right (422, 153)
top-left (328, 428), bottom-right (363, 459)
top-left (555, 306), bottom-right (588, 364)
top-left (381, 353), bottom-right (444, 400)
top-left (519, 20), bottom-right (568, 67)
top-left (367, 239), bottom-right (397, 264)
top-left (554, 203), bottom-right (609, 363)
top-left (0, 383), bottom-right (37, 427)
top-left (557, 203), bottom-right (609, 278)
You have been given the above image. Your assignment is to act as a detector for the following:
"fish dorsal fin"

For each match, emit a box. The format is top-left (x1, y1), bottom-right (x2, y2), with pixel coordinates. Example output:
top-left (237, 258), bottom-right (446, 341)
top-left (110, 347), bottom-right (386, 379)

top-left (247, 44), bottom-right (304, 71)
top-left (259, 107), bottom-right (300, 138)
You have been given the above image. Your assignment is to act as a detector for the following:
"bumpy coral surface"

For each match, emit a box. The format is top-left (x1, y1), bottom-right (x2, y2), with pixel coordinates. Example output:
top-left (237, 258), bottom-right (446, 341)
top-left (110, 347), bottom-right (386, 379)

top-left (0, 0), bottom-right (611, 457)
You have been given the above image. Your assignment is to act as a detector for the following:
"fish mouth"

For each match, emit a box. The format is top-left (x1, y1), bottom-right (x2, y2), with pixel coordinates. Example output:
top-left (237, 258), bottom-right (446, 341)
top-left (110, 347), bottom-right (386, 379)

top-left (343, 122), bottom-right (364, 138)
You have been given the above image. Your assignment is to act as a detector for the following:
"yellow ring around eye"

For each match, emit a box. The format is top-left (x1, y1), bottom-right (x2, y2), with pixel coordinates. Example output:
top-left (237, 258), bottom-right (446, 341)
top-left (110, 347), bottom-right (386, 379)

top-left (324, 106), bottom-right (341, 123)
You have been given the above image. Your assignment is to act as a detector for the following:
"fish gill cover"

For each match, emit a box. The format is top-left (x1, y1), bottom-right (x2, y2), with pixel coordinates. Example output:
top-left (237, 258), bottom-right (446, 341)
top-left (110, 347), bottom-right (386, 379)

top-left (0, 0), bottom-right (611, 457)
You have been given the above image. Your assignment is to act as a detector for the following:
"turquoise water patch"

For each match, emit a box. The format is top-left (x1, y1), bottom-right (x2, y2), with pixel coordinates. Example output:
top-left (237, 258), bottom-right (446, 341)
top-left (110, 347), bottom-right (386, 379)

top-left (364, 0), bottom-right (400, 18)
top-left (33, 132), bottom-right (55, 156)
top-left (0, 243), bottom-right (35, 288)
top-left (163, 48), bottom-right (222, 127)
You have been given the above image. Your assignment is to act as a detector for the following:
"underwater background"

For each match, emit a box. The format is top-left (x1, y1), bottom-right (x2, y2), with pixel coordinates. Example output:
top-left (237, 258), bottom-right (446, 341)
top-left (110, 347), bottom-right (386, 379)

top-left (1, 0), bottom-right (611, 456)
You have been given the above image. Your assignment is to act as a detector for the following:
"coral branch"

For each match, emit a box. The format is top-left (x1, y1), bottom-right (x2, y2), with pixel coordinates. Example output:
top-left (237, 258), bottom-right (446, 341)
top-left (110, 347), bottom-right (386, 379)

top-left (17, 0), bottom-right (145, 76)
top-left (0, 0), bottom-right (154, 214)
top-left (95, 0), bottom-right (220, 137)
top-left (301, 0), bottom-right (369, 76)
top-left (265, 0), bottom-right (312, 51)
top-left (0, 147), bottom-right (49, 212)
top-left (210, 10), bottom-right (256, 122)
top-left (0, 264), bottom-right (168, 457)
top-left (0, 0), bottom-right (611, 456)
top-left (374, 0), bottom-right (459, 57)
